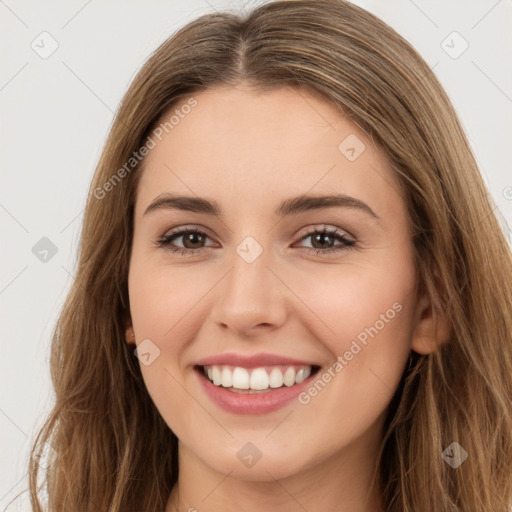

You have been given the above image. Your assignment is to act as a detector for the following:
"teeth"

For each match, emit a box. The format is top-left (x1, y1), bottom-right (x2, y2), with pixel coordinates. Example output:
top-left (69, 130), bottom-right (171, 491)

top-left (250, 368), bottom-right (269, 390)
top-left (295, 367), bottom-right (308, 384)
top-left (221, 367), bottom-right (232, 387)
top-left (283, 367), bottom-right (296, 386)
top-left (212, 366), bottom-right (222, 386)
top-left (202, 364), bottom-right (313, 391)
top-left (269, 367), bottom-right (284, 388)
top-left (232, 367), bottom-right (249, 389)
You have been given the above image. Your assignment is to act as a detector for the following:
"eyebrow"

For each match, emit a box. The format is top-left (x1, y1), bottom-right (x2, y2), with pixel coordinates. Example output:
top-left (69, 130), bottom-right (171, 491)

top-left (144, 192), bottom-right (380, 221)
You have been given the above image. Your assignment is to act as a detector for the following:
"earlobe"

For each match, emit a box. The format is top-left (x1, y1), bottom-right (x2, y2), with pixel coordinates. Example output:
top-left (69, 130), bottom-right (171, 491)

top-left (123, 313), bottom-right (136, 345)
top-left (125, 327), bottom-right (136, 345)
top-left (410, 294), bottom-right (451, 355)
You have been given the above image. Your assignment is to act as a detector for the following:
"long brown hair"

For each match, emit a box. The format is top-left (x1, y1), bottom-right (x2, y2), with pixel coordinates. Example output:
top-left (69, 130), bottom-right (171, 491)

top-left (20, 0), bottom-right (512, 510)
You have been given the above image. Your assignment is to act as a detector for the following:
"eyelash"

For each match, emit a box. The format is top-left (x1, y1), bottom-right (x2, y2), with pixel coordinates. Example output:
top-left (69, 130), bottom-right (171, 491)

top-left (155, 226), bottom-right (356, 256)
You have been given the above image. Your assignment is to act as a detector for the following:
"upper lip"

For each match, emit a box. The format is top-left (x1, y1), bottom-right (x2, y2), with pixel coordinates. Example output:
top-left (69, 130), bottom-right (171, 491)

top-left (195, 352), bottom-right (319, 368)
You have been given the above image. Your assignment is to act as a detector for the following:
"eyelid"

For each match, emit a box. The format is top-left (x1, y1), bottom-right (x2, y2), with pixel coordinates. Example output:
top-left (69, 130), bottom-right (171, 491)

top-left (156, 223), bottom-right (357, 257)
top-left (295, 224), bottom-right (353, 240)
top-left (159, 224), bottom-right (353, 245)
top-left (162, 224), bottom-right (217, 240)
top-left (292, 226), bottom-right (356, 253)
top-left (160, 225), bottom-right (220, 248)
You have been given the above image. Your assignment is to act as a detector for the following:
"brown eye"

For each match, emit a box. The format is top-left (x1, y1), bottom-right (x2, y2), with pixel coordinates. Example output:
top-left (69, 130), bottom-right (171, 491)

top-left (295, 227), bottom-right (356, 255)
top-left (156, 228), bottom-right (214, 255)
top-left (180, 231), bottom-right (207, 249)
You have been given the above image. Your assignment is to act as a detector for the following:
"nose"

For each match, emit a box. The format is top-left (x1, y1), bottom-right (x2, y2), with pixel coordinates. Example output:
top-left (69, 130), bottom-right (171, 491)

top-left (209, 245), bottom-right (289, 337)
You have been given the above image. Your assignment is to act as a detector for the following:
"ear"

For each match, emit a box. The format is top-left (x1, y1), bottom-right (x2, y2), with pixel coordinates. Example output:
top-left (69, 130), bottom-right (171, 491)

top-left (410, 293), bottom-right (451, 355)
top-left (123, 312), bottom-right (136, 345)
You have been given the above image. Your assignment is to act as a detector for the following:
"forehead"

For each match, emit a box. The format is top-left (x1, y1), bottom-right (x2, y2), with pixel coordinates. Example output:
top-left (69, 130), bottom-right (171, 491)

top-left (135, 85), bottom-right (404, 220)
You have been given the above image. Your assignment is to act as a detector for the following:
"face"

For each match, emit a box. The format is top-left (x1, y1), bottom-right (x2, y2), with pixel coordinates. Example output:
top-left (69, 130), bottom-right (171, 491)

top-left (126, 84), bottom-right (430, 484)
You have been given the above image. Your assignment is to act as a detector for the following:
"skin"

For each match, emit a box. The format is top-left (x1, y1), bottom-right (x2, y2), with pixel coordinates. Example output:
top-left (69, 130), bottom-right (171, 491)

top-left (125, 84), bottom-right (450, 512)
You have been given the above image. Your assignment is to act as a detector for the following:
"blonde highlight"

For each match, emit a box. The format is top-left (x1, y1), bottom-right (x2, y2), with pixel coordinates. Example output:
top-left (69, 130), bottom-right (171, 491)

top-left (17, 1), bottom-right (512, 510)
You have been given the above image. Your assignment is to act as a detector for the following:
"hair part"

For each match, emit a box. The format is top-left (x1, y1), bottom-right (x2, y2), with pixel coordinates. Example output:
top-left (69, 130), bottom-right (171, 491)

top-left (20, 1), bottom-right (512, 511)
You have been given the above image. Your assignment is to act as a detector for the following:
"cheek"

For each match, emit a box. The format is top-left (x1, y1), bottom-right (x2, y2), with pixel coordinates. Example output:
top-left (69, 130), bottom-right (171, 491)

top-left (274, 267), bottom-right (416, 452)
top-left (287, 259), bottom-right (416, 352)
top-left (127, 286), bottom-right (202, 446)
top-left (127, 257), bottom-right (235, 433)
top-left (284, 260), bottom-right (417, 418)
top-left (127, 258), bottom-right (202, 416)
top-left (128, 259), bottom-right (210, 346)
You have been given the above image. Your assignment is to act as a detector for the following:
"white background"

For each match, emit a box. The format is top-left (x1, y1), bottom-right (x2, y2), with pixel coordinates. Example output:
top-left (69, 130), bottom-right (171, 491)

top-left (1, 0), bottom-right (511, 509)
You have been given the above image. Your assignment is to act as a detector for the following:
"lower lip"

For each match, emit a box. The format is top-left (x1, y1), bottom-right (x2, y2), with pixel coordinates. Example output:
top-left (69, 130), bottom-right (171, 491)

top-left (195, 367), bottom-right (318, 415)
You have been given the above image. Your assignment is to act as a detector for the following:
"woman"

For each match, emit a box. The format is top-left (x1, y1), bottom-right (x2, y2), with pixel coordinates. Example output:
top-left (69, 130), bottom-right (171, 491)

top-left (23, 0), bottom-right (512, 510)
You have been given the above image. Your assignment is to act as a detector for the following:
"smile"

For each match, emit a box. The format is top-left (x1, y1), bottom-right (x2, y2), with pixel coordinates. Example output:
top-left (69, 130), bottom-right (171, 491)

top-left (194, 362), bottom-right (321, 414)
top-left (200, 364), bottom-right (318, 392)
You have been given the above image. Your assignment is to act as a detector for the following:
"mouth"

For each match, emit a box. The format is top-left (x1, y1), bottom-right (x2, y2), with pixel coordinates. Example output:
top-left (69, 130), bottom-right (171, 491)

top-left (195, 364), bottom-right (321, 394)
top-left (193, 352), bottom-right (323, 414)
top-left (194, 363), bottom-right (321, 414)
